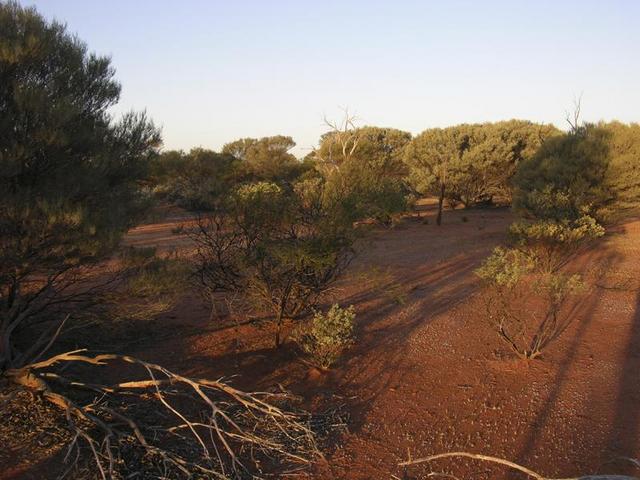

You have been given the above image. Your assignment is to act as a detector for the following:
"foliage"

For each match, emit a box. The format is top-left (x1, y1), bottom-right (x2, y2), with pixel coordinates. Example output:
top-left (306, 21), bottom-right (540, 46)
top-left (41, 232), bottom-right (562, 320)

top-left (514, 122), bottom-right (640, 221)
top-left (404, 121), bottom-right (558, 224)
top-left (600, 121), bottom-right (640, 218)
top-left (448, 121), bottom-right (560, 206)
top-left (315, 125), bottom-right (412, 225)
top-left (404, 126), bottom-right (470, 225)
top-left (222, 135), bottom-right (309, 182)
top-left (512, 124), bottom-right (612, 221)
top-left (0, 1), bottom-right (161, 370)
top-left (509, 211), bottom-right (605, 273)
top-left (190, 180), bottom-right (354, 347)
top-left (149, 148), bottom-right (239, 210)
top-left (297, 304), bottom-right (356, 369)
top-left (476, 247), bottom-right (584, 359)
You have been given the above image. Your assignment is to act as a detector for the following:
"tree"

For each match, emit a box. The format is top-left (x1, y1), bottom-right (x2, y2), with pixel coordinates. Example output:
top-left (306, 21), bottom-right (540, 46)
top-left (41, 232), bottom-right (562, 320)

top-left (222, 135), bottom-right (307, 181)
top-left (404, 126), bottom-right (471, 225)
top-left (599, 121), bottom-right (640, 218)
top-left (0, 5), bottom-right (321, 477)
top-left (0, 1), bottom-right (161, 371)
top-left (447, 121), bottom-right (559, 206)
top-left (150, 148), bottom-right (240, 210)
top-left (512, 123), bottom-right (612, 222)
top-left (404, 122), bottom-right (559, 220)
top-left (315, 119), bottom-right (412, 225)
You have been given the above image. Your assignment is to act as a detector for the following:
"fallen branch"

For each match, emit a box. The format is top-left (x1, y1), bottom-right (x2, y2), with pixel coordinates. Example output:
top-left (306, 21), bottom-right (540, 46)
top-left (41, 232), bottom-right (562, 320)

top-left (399, 452), bottom-right (640, 480)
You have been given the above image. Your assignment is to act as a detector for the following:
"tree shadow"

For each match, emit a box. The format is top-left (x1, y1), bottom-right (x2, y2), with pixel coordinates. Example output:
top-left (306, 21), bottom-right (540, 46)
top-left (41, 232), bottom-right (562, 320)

top-left (602, 288), bottom-right (640, 474)
top-left (513, 223), bottom-right (640, 476)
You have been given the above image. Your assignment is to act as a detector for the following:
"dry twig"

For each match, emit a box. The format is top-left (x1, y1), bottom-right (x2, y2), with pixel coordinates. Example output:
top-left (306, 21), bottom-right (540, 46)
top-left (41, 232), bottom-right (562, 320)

top-left (399, 452), bottom-right (639, 480)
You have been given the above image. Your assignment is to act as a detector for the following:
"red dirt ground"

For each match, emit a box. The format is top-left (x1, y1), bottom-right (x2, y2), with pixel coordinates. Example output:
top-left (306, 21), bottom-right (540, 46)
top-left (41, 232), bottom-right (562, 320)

top-left (119, 203), bottom-right (640, 480)
top-left (9, 204), bottom-right (637, 479)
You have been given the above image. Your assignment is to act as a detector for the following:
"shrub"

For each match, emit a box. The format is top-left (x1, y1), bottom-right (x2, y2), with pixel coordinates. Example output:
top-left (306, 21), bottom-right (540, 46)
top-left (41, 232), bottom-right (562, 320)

top-left (297, 304), bottom-right (356, 369)
top-left (509, 212), bottom-right (605, 273)
top-left (476, 247), bottom-right (584, 359)
top-left (190, 180), bottom-right (354, 348)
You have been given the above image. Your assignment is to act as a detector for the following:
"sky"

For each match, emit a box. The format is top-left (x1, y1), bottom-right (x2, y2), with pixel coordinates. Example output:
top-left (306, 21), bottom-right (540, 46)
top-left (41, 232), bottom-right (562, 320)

top-left (25, 0), bottom-right (640, 157)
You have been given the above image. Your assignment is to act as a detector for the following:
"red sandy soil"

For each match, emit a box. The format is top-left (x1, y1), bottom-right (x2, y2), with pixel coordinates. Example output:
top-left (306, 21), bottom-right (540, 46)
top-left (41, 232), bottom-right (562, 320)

top-left (8, 204), bottom-right (640, 479)
top-left (120, 203), bottom-right (640, 480)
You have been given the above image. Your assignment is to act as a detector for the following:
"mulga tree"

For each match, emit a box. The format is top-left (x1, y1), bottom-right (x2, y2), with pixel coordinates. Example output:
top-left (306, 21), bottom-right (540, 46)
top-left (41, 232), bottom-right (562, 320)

top-left (149, 148), bottom-right (240, 210)
top-left (449, 121), bottom-right (559, 206)
top-left (222, 135), bottom-right (309, 182)
top-left (599, 121), bottom-right (640, 218)
top-left (403, 126), bottom-right (472, 225)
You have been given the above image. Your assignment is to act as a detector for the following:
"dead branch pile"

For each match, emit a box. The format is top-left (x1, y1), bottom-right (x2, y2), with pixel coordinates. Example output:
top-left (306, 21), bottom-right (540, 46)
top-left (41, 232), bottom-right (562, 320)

top-left (6, 350), bottom-right (319, 479)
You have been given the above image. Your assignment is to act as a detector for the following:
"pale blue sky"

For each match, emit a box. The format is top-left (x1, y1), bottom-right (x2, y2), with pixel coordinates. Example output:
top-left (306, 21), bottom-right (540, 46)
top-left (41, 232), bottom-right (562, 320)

top-left (26, 0), bottom-right (640, 156)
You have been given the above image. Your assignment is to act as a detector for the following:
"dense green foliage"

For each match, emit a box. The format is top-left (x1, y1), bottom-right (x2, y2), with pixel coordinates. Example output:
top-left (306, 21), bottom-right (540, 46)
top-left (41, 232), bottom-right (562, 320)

top-left (222, 135), bottom-right (310, 181)
top-left (150, 148), bottom-right (239, 210)
top-left (0, 2), bottom-right (160, 369)
top-left (513, 124), bottom-right (611, 221)
top-left (315, 126), bottom-right (412, 225)
top-left (514, 121), bottom-right (640, 222)
top-left (404, 121), bottom-right (558, 224)
top-left (602, 122), bottom-right (640, 215)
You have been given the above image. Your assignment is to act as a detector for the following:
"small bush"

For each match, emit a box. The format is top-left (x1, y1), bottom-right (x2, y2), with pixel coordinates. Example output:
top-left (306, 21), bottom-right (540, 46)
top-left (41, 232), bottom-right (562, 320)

top-left (476, 247), bottom-right (584, 359)
top-left (297, 304), bottom-right (356, 369)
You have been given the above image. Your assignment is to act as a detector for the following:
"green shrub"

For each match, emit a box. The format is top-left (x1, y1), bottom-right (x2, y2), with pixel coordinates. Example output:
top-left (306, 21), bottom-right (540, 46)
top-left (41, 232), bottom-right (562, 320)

top-left (508, 213), bottom-right (604, 273)
top-left (297, 304), bottom-right (356, 369)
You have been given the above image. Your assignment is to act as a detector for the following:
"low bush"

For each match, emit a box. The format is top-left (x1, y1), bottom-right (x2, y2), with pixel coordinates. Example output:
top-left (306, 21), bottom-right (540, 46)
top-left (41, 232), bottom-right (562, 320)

top-left (297, 304), bottom-right (356, 369)
top-left (476, 247), bottom-right (584, 359)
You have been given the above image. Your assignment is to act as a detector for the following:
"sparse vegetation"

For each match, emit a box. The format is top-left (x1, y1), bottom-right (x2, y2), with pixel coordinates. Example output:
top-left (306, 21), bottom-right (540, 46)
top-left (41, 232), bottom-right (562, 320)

top-left (476, 247), bottom-right (584, 359)
top-left (189, 179), bottom-right (354, 348)
top-left (3, 1), bottom-right (640, 478)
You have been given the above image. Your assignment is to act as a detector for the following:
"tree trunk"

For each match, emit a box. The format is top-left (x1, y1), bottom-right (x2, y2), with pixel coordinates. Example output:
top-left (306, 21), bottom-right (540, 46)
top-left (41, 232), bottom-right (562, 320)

top-left (0, 327), bottom-right (14, 373)
top-left (208, 296), bottom-right (217, 322)
top-left (274, 308), bottom-right (284, 349)
top-left (436, 183), bottom-right (445, 226)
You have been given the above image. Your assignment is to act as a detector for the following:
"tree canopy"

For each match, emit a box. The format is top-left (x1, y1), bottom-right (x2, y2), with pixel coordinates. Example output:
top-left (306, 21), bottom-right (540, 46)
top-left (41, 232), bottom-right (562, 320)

top-left (404, 121), bottom-right (559, 224)
top-left (222, 135), bottom-right (307, 181)
top-left (0, 1), bottom-right (161, 370)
